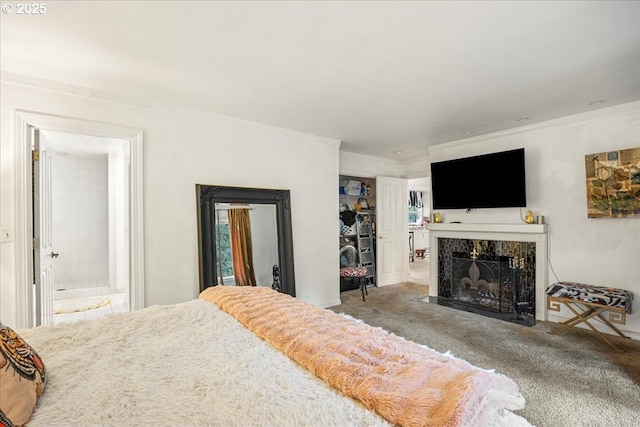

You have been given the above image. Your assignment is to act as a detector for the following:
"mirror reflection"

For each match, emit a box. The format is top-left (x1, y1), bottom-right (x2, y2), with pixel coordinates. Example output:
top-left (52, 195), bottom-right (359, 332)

top-left (214, 203), bottom-right (278, 287)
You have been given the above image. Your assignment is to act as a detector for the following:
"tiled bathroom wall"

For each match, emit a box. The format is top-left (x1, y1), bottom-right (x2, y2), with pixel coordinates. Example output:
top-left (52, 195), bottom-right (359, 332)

top-left (52, 153), bottom-right (110, 299)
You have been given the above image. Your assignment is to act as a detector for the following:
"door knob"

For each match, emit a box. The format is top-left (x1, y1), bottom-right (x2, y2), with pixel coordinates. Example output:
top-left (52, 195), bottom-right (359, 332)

top-left (50, 252), bottom-right (59, 258)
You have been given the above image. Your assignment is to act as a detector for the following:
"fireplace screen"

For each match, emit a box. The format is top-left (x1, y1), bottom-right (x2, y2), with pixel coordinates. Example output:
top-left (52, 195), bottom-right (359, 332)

top-left (437, 238), bottom-right (536, 325)
top-left (452, 253), bottom-right (516, 313)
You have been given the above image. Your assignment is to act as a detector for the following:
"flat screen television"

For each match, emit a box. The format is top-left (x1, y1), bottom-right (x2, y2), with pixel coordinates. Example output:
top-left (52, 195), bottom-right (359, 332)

top-left (430, 148), bottom-right (526, 210)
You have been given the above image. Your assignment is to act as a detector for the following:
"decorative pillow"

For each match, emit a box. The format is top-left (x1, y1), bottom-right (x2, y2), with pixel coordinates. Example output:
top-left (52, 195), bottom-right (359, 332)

top-left (0, 323), bottom-right (46, 427)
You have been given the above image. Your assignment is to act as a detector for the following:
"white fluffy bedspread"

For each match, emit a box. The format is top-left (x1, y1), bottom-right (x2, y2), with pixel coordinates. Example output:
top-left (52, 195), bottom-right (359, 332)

top-left (21, 300), bottom-right (392, 427)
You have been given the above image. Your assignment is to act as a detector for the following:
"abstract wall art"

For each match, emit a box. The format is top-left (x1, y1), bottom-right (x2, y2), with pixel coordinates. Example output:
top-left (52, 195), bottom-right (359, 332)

top-left (585, 147), bottom-right (640, 218)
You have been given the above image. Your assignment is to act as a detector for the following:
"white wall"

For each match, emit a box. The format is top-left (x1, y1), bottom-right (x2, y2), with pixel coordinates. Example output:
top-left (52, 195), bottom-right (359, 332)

top-left (250, 205), bottom-right (279, 287)
top-left (339, 152), bottom-right (431, 180)
top-left (108, 148), bottom-right (130, 294)
top-left (411, 228), bottom-right (429, 251)
top-left (339, 151), bottom-right (404, 178)
top-left (0, 80), bottom-right (341, 327)
top-left (51, 153), bottom-right (109, 291)
top-left (428, 102), bottom-right (640, 337)
top-left (403, 155), bottom-right (431, 179)
top-left (408, 177), bottom-right (430, 192)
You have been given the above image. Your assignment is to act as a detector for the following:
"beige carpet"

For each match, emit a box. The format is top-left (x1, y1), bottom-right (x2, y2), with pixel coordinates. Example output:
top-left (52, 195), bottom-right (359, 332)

top-left (330, 282), bottom-right (640, 427)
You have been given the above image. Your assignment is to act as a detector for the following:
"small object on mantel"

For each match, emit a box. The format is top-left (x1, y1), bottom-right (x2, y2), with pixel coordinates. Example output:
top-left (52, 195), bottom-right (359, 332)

top-left (525, 210), bottom-right (535, 224)
top-left (433, 212), bottom-right (443, 223)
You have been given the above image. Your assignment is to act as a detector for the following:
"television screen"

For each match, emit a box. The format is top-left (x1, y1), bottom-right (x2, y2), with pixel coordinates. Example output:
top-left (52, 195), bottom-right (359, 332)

top-left (430, 148), bottom-right (526, 209)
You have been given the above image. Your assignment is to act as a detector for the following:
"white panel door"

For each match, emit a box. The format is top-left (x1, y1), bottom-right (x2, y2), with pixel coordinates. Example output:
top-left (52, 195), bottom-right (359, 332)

top-left (375, 176), bottom-right (409, 286)
top-left (33, 129), bottom-right (55, 326)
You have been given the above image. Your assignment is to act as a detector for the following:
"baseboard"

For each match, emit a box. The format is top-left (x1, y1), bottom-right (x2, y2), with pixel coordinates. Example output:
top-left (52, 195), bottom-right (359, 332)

top-left (321, 299), bottom-right (343, 309)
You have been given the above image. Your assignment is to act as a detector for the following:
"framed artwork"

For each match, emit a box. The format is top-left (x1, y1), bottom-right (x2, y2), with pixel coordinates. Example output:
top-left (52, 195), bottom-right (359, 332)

top-left (585, 147), bottom-right (640, 218)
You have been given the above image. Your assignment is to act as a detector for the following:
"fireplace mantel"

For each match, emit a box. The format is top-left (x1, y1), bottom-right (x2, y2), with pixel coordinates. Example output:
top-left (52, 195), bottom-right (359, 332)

top-left (427, 222), bottom-right (547, 234)
top-left (427, 222), bottom-right (549, 320)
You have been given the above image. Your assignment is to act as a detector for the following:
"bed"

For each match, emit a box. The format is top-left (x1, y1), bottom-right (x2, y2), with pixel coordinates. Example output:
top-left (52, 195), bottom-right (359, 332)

top-left (3, 286), bottom-right (532, 427)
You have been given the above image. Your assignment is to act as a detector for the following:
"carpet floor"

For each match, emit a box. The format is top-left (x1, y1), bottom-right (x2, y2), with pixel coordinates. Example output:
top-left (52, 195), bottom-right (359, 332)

top-left (329, 282), bottom-right (640, 427)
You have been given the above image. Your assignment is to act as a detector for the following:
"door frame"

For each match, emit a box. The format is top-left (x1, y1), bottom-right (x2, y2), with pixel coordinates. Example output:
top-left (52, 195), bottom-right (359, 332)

top-left (14, 111), bottom-right (145, 328)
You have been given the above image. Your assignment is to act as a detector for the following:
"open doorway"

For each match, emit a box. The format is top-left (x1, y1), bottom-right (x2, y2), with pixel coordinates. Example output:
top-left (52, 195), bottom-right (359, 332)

top-left (40, 130), bottom-right (130, 324)
top-left (13, 111), bottom-right (145, 330)
top-left (408, 177), bottom-right (431, 286)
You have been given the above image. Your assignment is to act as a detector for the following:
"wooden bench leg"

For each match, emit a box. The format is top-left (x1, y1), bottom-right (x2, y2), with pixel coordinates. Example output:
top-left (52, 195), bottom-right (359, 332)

top-left (548, 301), bottom-right (628, 351)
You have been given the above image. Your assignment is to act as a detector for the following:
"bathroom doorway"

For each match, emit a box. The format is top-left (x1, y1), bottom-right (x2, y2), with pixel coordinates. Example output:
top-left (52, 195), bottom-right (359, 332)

top-left (38, 130), bottom-right (131, 324)
top-left (13, 111), bottom-right (145, 329)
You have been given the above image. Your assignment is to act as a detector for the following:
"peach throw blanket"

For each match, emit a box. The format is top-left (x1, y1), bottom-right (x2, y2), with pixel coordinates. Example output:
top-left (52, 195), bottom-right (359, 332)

top-left (199, 286), bottom-right (527, 427)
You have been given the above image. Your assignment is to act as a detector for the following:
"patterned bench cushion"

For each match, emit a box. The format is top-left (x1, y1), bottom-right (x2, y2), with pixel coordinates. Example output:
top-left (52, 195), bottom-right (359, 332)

top-left (340, 266), bottom-right (367, 278)
top-left (546, 281), bottom-right (633, 310)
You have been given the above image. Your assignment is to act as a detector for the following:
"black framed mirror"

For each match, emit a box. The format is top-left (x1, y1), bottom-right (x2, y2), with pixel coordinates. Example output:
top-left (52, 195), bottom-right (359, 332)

top-left (196, 185), bottom-right (295, 296)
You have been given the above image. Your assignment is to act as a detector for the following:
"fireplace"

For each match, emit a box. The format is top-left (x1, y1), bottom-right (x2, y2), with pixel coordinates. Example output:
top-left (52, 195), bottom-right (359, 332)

top-left (449, 249), bottom-right (535, 325)
top-left (452, 252), bottom-right (513, 313)
top-left (427, 223), bottom-right (548, 323)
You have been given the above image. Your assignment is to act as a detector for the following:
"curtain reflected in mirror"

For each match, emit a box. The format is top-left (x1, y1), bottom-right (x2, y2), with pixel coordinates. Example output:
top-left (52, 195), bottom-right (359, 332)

top-left (215, 204), bottom-right (279, 287)
top-left (197, 185), bottom-right (295, 296)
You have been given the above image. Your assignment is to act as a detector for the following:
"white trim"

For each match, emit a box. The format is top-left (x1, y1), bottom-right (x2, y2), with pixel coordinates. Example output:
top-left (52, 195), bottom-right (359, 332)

top-left (129, 130), bottom-right (145, 313)
top-left (14, 111), bottom-right (145, 328)
top-left (14, 114), bottom-right (33, 329)
top-left (427, 223), bottom-right (547, 234)
top-left (317, 298), bottom-right (343, 309)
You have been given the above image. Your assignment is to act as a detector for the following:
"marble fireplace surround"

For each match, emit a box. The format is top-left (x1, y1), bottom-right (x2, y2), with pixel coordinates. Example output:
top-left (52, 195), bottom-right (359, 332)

top-left (427, 223), bottom-right (549, 320)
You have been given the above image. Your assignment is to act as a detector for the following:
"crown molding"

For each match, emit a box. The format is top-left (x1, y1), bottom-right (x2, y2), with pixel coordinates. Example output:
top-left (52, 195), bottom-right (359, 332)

top-left (0, 71), bottom-right (341, 148)
top-left (429, 101), bottom-right (640, 155)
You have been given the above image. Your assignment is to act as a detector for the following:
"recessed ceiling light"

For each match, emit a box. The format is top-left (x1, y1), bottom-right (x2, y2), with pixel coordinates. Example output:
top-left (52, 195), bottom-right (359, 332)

top-left (394, 151), bottom-right (403, 155)
top-left (462, 131), bottom-right (474, 135)
top-left (589, 100), bottom-right (605, 106)
top-left (516, 117), bottom-right (530, 122)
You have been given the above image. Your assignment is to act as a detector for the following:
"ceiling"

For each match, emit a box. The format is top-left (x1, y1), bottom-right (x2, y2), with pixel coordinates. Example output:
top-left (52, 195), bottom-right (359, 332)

top-left (1, 1), bottom-right (639, 160)
top-left (40, 130), bottom-right (128, 157)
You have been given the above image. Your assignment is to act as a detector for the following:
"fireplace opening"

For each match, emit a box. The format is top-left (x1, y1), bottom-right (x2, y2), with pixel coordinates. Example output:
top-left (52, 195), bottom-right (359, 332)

top-left (437, 239), bottom-right (536, 326)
